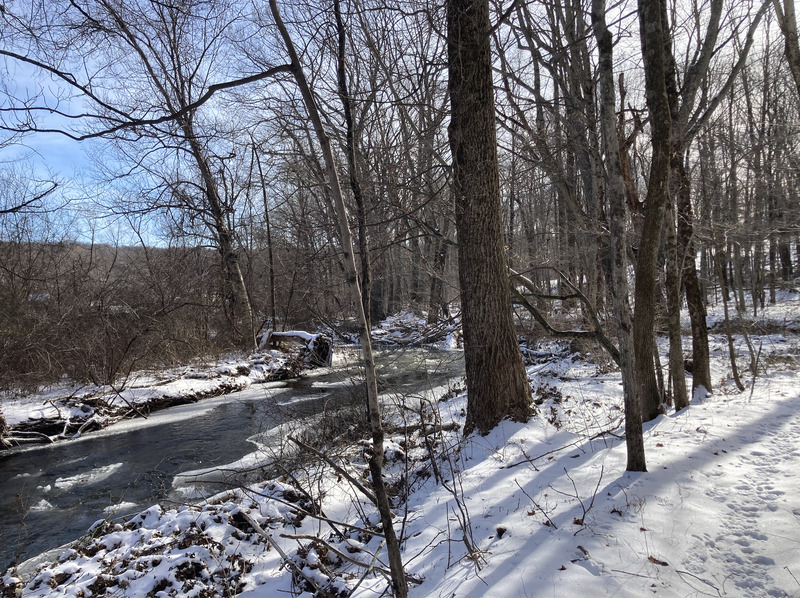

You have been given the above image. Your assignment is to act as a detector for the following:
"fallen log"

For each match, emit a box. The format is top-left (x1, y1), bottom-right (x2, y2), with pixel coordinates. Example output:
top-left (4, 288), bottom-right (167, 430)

top-left (258, 330), bottom-right (333, 367)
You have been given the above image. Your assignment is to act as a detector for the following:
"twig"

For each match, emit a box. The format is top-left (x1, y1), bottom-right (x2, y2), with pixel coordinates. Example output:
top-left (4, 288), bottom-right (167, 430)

top-left (349, 539), bottom-right (388, 594)
top-left (280, 533), bottom-right (392, 575)
top-left (748, 341), bottom-right (762, 402)
top-left (238, 510), bottom-right (322, 594)
top-left (611, 568), bottom-right (655, 579)
top-left (503, 427), bottom-right (620, 470)
top-left (785, 565), bottom-right (800, 588)
top-left (585, 466), bottom-right (604, 516)
top-left (288, 435), bottom-right (377, 506)
top-left (674, 569), bottom-right (722, 596)
top-left (514, 479), bottom-right (557, 529)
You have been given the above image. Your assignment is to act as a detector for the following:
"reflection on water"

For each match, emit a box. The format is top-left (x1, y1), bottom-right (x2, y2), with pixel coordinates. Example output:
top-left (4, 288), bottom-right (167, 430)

top-left (0, 348), bottom-right (462, 570)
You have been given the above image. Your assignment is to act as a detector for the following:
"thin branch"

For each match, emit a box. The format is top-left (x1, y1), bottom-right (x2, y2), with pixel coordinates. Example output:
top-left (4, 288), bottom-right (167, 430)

top-left (288, 435), bottom-right (378, 506)
top-left (0, 49), bottom-right (291, 140)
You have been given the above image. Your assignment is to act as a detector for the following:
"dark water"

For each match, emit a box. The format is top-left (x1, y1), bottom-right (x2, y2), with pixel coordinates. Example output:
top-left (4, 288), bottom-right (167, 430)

top-left (0, 348), bottom-right (463, 571)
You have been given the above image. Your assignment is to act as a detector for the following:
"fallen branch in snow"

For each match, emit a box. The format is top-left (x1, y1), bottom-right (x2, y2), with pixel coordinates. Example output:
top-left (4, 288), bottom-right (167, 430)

top-left (109, 384), bottom-right (149, 419)
top-left (674, 568), bottom-right (722, 596)
top-left (288, 435), bottom-right (378, 506)
top-left (785, 566), bottom-right (800, 589)
top-left (245, 486), bottom-right (385, 540)
top-left (280, 533), bottom-right (393, 576)
top-left (384, 421), bottom-right (460, 435)
top-left (611, 568), bottom-right (655, 579)
top-left (509, 268), bottom-right (621, 365)
top-left (515, 479), bottom-right (558, 529)
top-left (237, 510), bottom-right (322, 594)
top-left (71, 416), bottom-right (100, 438)
top-left (502, 426), bottom-right (621, 469)
top-left (2, 431), bottom-right (54, 445)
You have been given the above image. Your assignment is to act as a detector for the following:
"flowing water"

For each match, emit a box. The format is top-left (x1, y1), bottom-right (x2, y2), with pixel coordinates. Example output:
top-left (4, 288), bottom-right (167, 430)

top-left (0, 348), bottom-right (463, 570)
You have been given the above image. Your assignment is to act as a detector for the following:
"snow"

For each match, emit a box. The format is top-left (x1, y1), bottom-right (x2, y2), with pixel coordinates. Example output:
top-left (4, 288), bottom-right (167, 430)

top-left (52, 463), bottom-right (123, 490)
top-left (3, 298), bottom-right (800, 597)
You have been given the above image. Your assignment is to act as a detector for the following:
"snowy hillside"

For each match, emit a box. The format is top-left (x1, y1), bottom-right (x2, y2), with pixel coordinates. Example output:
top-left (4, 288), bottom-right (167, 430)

top-left (3, 299), bottom-right (800, 597)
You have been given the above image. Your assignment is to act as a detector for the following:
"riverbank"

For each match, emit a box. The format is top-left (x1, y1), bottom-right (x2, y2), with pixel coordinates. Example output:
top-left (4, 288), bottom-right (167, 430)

top-left (1, 314), bottom-right (460, 451)
top-left (1, 343), bottom-right (315, 450)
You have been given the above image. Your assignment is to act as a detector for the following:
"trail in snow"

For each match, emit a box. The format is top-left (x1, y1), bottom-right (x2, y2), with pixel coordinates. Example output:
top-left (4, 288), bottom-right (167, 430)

top-left (680, 383), bottom-right (800, 597)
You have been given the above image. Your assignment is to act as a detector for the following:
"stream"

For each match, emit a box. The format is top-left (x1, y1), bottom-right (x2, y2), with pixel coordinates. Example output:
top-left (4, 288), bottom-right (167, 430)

top-left (0, 348), bottom-right (463, 571)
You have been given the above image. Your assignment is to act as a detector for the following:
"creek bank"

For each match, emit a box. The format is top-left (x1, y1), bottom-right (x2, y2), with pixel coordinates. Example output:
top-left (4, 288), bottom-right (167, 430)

top-left (1, 333), bottom-right (332, 451)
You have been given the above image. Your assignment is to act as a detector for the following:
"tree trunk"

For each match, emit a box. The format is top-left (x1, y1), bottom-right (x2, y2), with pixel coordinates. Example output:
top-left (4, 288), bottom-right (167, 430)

top-left (335, 0), bottom-right (372, 327)
top-left (773, 0), bottom-right (800, 100)
top-left (674, 154), bottom-right (712, 397)
top-left (270, 2), bottom-right (407, 595)
top-left (253, 144), bottom-right (277, 329)
top-left (181, 117), bottom-right (255, 348)
top-left (665, 198), bottom-right (689, 409)
top-left (427, 217), bottom-right (452, 324)
top-left (591, 0), bottom-right (646, 471)
top-left (634, 0), bottom-right (672, 421)
top-left (447, 0), bottom-right (531, 434)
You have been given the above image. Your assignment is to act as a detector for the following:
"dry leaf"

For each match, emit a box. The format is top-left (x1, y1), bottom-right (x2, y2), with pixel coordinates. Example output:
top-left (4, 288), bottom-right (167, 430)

top-left (648, 556), bottom-right (669, 566)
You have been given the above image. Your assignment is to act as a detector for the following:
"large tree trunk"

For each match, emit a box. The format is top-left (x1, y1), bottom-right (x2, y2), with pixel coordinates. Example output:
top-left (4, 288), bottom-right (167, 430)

top-left (591, 0), bottom-right (646, 471)
top-left (447, 0), bottom-right (531, 435)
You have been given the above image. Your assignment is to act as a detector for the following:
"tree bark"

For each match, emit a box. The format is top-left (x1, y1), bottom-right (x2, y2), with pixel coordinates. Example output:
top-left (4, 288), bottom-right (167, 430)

top-left (447, 0), bottom-right (532, 435)
top-left (635, 0), bottom-right (672, 421)
top-left (665, 197), bottom-right (689, 410)
top-left (773, 0), bottom-right (800, 100)
top-left (674, 155), bottom-right (712, 396)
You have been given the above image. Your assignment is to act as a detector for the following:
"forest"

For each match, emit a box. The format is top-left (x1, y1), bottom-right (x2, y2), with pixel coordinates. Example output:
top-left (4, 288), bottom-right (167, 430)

top-left (1, 0), bottom-right (800, 596)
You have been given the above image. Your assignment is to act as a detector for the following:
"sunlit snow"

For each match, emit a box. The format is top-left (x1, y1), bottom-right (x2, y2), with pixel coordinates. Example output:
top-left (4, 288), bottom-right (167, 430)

top-left (2, 299), bottom-right (800, 597)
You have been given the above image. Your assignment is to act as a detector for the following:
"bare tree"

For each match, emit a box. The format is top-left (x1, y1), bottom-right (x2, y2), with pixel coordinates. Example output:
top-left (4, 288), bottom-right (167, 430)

top-left (268, 1), bottom-right (407, 595)
top-left (0, 0), bottom-right (299, 346)
top-left (635, 0), bottom-right (674, 421)
top-left (591, 0), bottom-right (646, 471)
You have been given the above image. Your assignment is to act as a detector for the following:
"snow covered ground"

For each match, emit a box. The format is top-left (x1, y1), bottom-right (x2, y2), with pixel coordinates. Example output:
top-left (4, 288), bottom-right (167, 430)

top-left (2, 297), bottom-right (800, 597)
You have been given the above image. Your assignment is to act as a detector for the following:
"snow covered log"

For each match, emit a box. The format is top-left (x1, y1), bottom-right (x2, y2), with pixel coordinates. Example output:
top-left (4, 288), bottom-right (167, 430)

top-left (258, 330), bottom-right (333, 367)
top-left (0, 412), bottom-right (9, 447)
